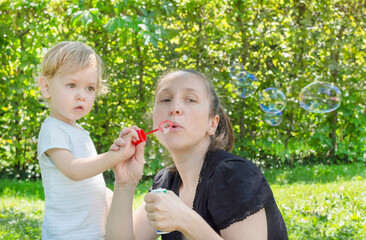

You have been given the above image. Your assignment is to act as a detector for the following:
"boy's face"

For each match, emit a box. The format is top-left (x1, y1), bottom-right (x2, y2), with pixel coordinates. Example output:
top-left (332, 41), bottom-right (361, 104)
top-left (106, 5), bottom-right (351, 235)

top-left (41, 65), bottom-right (98, 126)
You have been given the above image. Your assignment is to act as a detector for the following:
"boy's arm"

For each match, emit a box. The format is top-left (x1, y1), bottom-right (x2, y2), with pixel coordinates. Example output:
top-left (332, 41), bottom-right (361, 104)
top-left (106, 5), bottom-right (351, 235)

top-left (46, 130), bottom-right (138, 181)
top-left (46, 148), bottom-right (133, 181)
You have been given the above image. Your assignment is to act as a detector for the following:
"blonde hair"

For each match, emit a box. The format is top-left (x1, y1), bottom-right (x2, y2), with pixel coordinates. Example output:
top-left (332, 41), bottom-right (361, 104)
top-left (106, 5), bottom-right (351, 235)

top-left (155, 69), bottom-right (234, 152)
top-left (37, 41), bottom-right (108, 96)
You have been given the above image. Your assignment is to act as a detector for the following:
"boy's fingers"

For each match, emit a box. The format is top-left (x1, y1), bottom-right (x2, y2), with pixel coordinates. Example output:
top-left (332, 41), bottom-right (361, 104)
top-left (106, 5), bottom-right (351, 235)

top-left (119, 128), bottom-right (131, 138)
top-left (120, 128), bottom-right (139, 141)
top-left (114, 138), bottom-right (127, 147)
top-left (130, 125), bottom-right (141, 131)
top-left (109, 144), bottom-right (120, 151)
top-left (126, 129), bottom-right (139, 142)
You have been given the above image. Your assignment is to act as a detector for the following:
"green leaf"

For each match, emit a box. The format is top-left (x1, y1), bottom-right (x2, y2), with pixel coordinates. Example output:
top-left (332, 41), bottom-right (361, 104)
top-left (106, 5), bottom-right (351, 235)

top-left (107, 17), bottom-right (120, 33)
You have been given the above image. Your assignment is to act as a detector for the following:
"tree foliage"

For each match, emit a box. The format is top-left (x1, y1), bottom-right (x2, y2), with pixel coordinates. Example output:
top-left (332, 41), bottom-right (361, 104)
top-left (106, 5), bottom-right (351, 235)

top-left (1, 0), bottom-right (365, 180)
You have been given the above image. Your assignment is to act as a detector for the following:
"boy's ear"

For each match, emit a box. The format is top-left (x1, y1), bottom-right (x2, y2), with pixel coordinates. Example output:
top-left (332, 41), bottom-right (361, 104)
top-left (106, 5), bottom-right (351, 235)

top-left (39, 76), bottom-right (50, 99)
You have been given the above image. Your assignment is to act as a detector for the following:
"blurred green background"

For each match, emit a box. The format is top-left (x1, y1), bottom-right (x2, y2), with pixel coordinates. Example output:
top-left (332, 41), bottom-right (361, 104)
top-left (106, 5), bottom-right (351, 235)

top-left (1, 0), bottom-right (365, 181)
top-left (1, 1), bottom-right (366, 239)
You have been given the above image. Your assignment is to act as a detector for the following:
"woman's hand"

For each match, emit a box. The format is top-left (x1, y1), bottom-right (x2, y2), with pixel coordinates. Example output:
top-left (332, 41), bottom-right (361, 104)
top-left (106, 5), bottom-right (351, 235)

top-left (144, 190), bottom-right (192, 233)
top-left (112, 126), bottom-right (145, 185)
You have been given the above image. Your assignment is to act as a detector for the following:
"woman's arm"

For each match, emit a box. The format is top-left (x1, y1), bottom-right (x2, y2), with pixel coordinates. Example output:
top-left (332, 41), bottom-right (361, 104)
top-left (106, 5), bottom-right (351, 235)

top-left (165, 203), bottom-right (267, 240)
top-left (106, 183), bottom-right (157, 240)
top-left (106, 140), bottom-right (152, 240)
top-left (106, 187), bottom-right (113, 209)
top-left (106, 182), bottom-right (136, 240)
top-left (133, 201), bottom-right (158, 240)
top-left (220, 208), bottom-right (267, 240)
top-left (177, 207), bottom-right (224, 240)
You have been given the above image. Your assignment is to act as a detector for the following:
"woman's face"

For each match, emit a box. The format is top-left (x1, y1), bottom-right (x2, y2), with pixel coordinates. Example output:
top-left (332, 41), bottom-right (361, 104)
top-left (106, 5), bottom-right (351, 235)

top-left (153, 71), bottom-right (217, 152)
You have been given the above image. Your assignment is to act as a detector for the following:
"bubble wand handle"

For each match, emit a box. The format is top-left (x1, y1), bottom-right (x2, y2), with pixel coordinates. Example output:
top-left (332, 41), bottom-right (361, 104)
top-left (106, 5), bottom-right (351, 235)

top-left (131, 128), bottom-right (158, 145)
top-left (132, 130), bottom-right (147, 145)
top-left (145, 129), bottom-right (159, 135)
top-left (132, 120), bottom-right (172, 145)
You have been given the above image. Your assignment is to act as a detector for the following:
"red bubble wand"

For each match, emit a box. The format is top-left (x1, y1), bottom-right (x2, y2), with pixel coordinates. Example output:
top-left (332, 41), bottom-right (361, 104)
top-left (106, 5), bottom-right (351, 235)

top-left (132, 120), bottom-right (173, 145)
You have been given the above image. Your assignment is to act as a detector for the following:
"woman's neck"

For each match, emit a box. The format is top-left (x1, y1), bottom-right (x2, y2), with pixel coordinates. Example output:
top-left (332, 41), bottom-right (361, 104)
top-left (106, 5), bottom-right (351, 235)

top-left (170, 141), bottom-right (209, 191)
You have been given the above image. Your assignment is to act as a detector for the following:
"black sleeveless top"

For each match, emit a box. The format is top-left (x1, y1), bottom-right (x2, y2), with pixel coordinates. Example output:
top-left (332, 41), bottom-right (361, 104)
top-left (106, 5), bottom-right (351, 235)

top-left (151, 150), bottom-right (288, 240)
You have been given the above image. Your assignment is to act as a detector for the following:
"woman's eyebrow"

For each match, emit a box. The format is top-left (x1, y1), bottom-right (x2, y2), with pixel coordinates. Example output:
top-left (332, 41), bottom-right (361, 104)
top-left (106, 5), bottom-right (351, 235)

top-left (159, 87), bottom-right (200, 93)
top-left (184, 88), bottom-right (200, 93)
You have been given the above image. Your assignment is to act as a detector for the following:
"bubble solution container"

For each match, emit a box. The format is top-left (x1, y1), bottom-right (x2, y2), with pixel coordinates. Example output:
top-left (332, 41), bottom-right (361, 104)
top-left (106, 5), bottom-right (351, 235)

top-left (151, 188), bottom-right (170, 234)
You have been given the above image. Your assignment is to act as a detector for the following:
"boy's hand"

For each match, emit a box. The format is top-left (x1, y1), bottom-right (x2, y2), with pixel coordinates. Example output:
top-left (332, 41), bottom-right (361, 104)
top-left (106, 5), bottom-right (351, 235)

top-left (110, 137), bottom-right (127, 151)
top-left (109, 128), bottom-right (135, 151)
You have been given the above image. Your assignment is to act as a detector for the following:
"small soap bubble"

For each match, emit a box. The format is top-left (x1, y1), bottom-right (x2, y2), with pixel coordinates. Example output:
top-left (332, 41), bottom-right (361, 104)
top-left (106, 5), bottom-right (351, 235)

top-left (182, 55), bottom-right (188, 60)
top-left (229, 63), bottom-right (246, 79)
top-left (299, 82), bottom-right (341, 113)
top-left (264, 112), bottom-right (283, 126)
top-left (229, 63), bottom-right (259, 98)
top-left (259, 88), bottom-right (287, 114)
top-left (234, 71), bottom-right (259, 98)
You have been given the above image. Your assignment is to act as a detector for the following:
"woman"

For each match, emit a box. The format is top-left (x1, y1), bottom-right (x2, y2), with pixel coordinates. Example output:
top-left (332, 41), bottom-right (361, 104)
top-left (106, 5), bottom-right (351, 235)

top-left (106, 69), bottom-right (288, 240)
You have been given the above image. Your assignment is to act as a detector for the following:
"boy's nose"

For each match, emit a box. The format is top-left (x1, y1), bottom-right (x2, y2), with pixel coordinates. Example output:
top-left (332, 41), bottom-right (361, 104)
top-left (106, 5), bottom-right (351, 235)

top-left (76, 89), bottom-right (86, 101)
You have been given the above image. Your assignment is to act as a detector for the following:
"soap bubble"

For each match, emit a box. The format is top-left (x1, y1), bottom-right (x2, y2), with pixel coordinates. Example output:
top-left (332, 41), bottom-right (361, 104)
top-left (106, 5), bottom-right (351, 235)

top-left (228, 63), bottom-right (259, 98)
top-left (229, 63), bottom-right (245, 79)
top-left (299, 82), bottom-right (341, 113)
top-left (264, 112), bottom-right (283, 126)
top-left (259, 88), bottom-right (287, 114)
top-left (234, 71), bottom-right (259, 98)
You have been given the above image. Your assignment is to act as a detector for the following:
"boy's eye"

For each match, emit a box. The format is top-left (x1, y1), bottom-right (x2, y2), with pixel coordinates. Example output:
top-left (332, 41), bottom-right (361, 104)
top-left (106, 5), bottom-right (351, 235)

top-left (188, 98), bottom-right (197, 102)
top-left (67, 83), bottom-right (76, 88)
top-left (87, 86), bottom-right (95, 92)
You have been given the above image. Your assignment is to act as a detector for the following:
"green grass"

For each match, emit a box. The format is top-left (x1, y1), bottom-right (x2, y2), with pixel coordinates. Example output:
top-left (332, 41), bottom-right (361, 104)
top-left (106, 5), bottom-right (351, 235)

top-left (1, 163), bottom-right (365, 239)
top-left (263, 163), bottom-right (366, 239)
top-left (0, 180), bottom-right (44, 239)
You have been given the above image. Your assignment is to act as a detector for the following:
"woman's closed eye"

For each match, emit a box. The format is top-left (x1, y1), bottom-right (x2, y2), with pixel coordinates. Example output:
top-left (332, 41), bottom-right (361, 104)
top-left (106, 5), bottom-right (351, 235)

top-left (160, 98), bottom-right (171, 103)
top-left (186, 95), bottom-right (198, 103)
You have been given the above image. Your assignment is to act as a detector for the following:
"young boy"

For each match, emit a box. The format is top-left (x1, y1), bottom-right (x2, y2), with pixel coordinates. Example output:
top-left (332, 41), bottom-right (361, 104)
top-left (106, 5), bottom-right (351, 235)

top-left (37, 41), bottom-right (140, 239)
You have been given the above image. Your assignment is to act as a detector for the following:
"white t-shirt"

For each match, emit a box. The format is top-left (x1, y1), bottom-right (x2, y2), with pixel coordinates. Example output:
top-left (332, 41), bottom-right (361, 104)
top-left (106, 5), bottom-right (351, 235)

top-left (37, 117), bottom-right (108, 240)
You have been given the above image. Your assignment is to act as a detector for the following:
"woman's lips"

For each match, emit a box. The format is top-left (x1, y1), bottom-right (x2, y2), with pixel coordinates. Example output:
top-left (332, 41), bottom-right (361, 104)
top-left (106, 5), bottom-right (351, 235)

top-left (169, 122), bottom-right (183, 132)
top-left (171, 121), bottom-right (182, 127)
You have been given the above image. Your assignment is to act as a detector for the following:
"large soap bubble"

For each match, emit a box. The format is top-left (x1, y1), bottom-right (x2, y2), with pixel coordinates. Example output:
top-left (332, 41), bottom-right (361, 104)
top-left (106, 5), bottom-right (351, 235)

top-left (299, 82), bottom-right (341, 113)
top-left (259, 88), bottom-right (287, 114)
